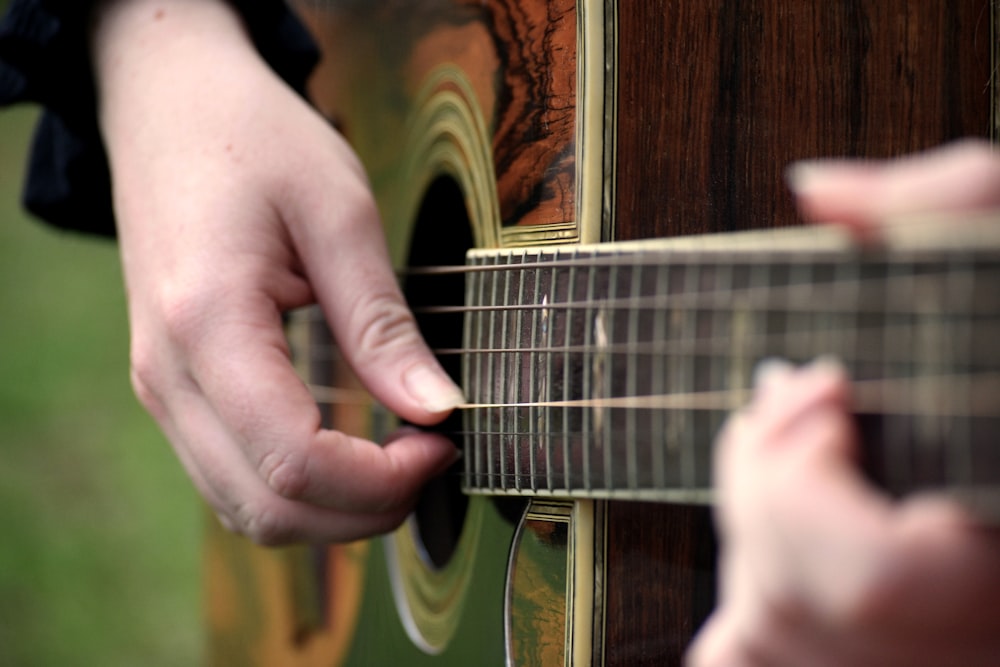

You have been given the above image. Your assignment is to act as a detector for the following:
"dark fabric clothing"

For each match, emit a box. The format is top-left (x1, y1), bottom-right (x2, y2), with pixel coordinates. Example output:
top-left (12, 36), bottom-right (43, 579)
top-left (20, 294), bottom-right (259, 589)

top-left (0, 0), bottom-right (319, 236)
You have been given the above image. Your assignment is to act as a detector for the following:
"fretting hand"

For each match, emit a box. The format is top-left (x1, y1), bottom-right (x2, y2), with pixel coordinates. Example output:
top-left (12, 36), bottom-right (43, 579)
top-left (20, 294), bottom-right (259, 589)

top-left (687, 141), bottom-right (1000, 666)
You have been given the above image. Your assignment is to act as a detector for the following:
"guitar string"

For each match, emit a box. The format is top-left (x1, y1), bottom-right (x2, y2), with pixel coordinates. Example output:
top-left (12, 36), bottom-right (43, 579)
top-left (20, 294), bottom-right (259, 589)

top-left (287, 265), bottom-right (1000, 319)
top-left (290, 277), bottom-right (996, 369)
top-left (294, 316), bottom-right (1000, 364)
top-left (303, 373), bottom-right (1000, 418)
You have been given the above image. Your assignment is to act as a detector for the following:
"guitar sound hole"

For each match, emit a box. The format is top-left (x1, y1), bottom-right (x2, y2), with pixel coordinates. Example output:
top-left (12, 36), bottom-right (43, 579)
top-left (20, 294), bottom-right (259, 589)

top-left (405, 176), bottom-right (474, 569)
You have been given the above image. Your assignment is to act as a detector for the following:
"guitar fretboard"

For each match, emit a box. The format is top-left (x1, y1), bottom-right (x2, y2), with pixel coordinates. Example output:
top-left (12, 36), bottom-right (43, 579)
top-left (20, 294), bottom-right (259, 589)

top-left (458, 225), bottom-right (1000, 508)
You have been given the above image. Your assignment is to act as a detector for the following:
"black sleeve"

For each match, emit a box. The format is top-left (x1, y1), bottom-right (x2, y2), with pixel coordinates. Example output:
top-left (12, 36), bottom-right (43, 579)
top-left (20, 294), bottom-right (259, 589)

top-left (0, 0), bottom-right (320, 236)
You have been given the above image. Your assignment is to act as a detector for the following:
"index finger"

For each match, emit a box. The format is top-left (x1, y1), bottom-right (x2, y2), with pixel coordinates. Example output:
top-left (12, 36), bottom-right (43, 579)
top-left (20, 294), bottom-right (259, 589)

top-left (717, 362), bottom-right (892, 617)
top-left (786, 140), bottom-right (1000, 235)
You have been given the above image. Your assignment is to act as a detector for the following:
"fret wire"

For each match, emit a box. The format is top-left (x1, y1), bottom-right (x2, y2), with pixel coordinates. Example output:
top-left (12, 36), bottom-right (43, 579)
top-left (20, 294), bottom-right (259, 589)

top-left (785, 255), bottom-right (804, 388)
top-left (532, 256), bottom-right (546, 493)
top-left (838, 250), bottom-right (862, 414)
top-left (498, 253), bottom-right (513, 492)
top-left (906, 258), bottom-right (924, 490)
top-left (947, 254), bottom-right (974, 488)
top-left (541, 254), bottom-right (560, 493)
top-left (666, 264), bottom-right (683, 490)
top-left (462, 259), bottom-right (475, 488)
top-left (713, 258), bottom-right (736, 490)
top-left (474, 255), bottom-right (488, 490)
top-left (533, 252), bottom-right (547, 490)
top-left (486, 257), bottom-right (500, 491)
top-left (791, 253), bottom-right (817, 479)
top-left (582, 251), bottom-right (597, 493)
top-left (651, 257), bottom-right (667, 488)
top-left (904, 258), bottom-right (926, 489)
top-left (465, 257), bottom-right (477, 489)
top-left (560, 251), bottom-right (577, 493)
top-left (884, 260), bottom-right (907, 492)
top-left (798, 252), bottom-right (818, 379)
top-left (527, 257), bottom-right (542, 493)
top-left (736, 253), bottom-right (770, 484)
top-left (625, 257), bottom-right (642, 492)
top-left (560, 253), bottom-right (586, 489)
top-left (921, 288), bottom-right (946, 488)
top-left (539, 251), bottom-right (548, 494)
top-left (910, 258), bottom-right (930, 487)
top-left (512, 252), bottom-right (527, 493)
top-left (681, 261), bottom-right (700, 490)
top-left (604, 256), bottom-right (620, 490)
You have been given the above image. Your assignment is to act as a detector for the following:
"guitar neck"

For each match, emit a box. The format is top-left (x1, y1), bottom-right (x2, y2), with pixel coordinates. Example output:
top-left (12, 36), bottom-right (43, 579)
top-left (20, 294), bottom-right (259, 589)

top-left (450, 222), bottom-right (1000, 511)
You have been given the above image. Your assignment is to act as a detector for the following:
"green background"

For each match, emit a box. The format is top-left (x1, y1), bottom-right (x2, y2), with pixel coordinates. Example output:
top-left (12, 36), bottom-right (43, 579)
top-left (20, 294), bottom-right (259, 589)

top-left (0, 103), bottom-right (202, 665)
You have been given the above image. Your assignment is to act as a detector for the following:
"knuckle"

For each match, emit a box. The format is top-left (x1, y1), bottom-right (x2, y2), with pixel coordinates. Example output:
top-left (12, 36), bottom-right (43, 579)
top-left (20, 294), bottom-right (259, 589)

top-left (349, 292), bottom-right (422, 362)
top-left (155, 282), bottom-right (220, 348)
top-left (259, 448), bottom-right (310, 500)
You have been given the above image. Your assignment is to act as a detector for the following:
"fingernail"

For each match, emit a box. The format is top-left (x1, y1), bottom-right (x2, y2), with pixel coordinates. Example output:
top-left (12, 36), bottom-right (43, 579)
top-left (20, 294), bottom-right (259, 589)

top-left (403, 363), bottom-right (466, 413)
top-left (785, 160), bottom-right (827, 195)
top-left (804, 355), bottom-right (848, 380)
top-left (752, 357), bottom-right (795, 393)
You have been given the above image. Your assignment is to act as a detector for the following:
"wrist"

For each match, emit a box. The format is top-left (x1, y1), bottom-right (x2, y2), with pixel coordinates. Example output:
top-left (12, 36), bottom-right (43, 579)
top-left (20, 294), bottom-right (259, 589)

top-left (90, 0), bottom-right (260, 146)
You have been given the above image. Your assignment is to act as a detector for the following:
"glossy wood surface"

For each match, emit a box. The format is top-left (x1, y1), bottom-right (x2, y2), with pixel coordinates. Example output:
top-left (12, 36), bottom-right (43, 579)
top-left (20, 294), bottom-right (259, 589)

top-left (605, 503), bottom-right (716, 666)
top-left (615, 1), bottom-right (994, 240)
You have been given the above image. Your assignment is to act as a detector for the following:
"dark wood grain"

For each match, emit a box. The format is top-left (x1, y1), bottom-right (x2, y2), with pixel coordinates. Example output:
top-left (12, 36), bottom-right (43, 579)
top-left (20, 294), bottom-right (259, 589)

top-left (615, 1), bottom-right (994, 240)
top-left (604, 503), bottom-right (717, 667)
top-left (488, 0), bottom-right (577, 227)
top-left (297, 0), bottom-right (578, 232)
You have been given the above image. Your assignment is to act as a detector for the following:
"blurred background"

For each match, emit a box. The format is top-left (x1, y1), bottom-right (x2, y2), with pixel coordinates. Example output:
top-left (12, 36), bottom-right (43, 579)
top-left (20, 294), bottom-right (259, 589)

top-left (0, 100), bottom-right (202, 663)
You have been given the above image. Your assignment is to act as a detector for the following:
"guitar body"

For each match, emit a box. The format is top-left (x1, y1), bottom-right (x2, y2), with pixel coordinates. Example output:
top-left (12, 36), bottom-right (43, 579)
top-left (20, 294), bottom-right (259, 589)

top-left (206, 2), bottom-right (995, 665)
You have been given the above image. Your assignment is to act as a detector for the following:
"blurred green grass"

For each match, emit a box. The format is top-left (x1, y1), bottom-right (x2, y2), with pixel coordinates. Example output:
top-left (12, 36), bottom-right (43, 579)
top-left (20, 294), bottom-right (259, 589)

top-left (0, 107), bottom-right (202, 664)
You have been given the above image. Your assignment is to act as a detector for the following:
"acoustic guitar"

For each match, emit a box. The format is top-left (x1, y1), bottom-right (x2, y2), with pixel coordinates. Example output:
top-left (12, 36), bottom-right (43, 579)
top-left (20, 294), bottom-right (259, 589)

top-left (205, 2), bottom-right (998, 665)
